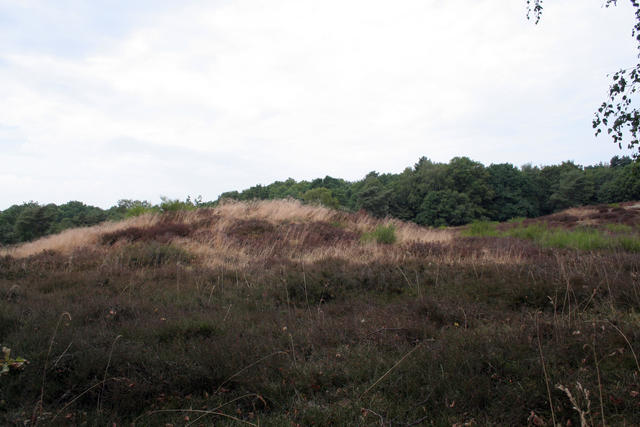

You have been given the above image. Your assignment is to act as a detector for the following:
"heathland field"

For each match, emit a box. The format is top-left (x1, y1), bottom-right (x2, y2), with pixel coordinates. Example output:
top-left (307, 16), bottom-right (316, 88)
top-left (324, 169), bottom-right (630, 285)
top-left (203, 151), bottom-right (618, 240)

top-left (1, 199), bottom-right (640, 425)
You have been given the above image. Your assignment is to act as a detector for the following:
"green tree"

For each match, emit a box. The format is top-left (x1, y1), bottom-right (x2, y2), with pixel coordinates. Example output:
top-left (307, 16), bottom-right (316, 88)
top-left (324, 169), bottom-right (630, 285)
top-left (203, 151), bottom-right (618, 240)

top-left (0, 203), bottom-right (37, 244)
top-left (445, 157), bottom-right (493, 216)
top-left (386, 168), bottom-right (417, 221)
top-left (13, 203), bottom-right (58, 242)
top-left (354, 172), bottom-right (391, 218)
top-left (301, 187), bottom-right (340, 209)
top-left (49, 201), bottom-right (108, 233)
top-left (486, 163), bottom-right (537, 221)
top-left (416, 190), bottom-right (479, 226)
top-left (405, 157), bottom-right (449, 218)
top-left (605, 161), bottom-right (640, 200)
top-left (548, 169), bottom-right (595, 211)
top-left (0, 216), bottom-right (15, 245)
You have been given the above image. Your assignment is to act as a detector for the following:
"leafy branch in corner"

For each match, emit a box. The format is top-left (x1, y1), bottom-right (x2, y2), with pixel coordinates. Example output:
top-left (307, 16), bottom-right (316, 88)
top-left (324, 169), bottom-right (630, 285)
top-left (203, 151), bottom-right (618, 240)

top-left (529, 0), bottom-right (640, 157)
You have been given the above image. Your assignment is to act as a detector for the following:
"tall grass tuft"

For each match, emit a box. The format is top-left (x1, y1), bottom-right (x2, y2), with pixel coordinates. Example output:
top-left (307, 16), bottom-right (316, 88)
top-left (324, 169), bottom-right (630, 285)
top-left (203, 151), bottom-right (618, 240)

top-left (361, 224), bottom-right (397, 244)
top-left (462, 220), bottom-right (499, 237)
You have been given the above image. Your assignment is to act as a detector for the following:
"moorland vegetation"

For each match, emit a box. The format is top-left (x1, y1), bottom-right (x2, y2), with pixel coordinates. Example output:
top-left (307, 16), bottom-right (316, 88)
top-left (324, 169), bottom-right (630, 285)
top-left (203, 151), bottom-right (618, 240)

top-left (1, 199), bottom-right (639, 425)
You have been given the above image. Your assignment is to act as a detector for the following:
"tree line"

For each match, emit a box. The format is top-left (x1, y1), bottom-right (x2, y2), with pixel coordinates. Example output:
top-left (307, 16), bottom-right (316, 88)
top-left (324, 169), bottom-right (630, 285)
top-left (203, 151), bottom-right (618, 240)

top-left (1, 155), bottom-right (638, 245)
top-left (219, 155), bottom-right (639, 225)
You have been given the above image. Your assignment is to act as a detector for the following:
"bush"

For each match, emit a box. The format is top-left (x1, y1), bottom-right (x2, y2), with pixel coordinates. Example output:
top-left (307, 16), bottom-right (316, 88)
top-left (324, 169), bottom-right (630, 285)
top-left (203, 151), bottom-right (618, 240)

top-left (301, 188), bottom-right (340, 209)
top-left (159, 196), bottom-right (197, 213)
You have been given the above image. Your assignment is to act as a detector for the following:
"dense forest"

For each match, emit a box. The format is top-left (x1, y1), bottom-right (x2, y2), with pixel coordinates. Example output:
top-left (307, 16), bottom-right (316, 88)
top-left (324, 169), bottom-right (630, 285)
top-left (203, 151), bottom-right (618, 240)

top-left (1, 155), bottom-right (639, 245)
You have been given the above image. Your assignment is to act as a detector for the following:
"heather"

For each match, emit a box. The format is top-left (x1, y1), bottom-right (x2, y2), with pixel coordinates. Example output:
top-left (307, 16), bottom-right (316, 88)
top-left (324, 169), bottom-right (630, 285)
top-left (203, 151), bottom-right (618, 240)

top-left (0, 200), bottom-right (639, 425)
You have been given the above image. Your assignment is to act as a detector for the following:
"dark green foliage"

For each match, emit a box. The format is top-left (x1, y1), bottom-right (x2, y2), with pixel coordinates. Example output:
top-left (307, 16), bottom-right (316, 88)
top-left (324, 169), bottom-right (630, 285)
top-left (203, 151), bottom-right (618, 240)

top-left (0, 201), bottom-right (114, 245)
top-left (301, 187), bottom-right (340, 208)
top-left (111, 199), bottom-right (158, 218)
top-left (353, 172), bottom-right (391, 218)
top-left (159, 196), bottom-right (198, 212)
top-left (549, 169), bottom-right (595, 212)
top-left (0, 197), bottom-right (205, 245)
top-left (13, 203), bottom-right (58, 242)
top-left (51, 201), bottom-right (109, 233)
top-left (487, 163), bottom-right (537, 221)
top-left (216, 155), bottom-right (640, 228)
top-left (416, 190), bottom-right (479, 226)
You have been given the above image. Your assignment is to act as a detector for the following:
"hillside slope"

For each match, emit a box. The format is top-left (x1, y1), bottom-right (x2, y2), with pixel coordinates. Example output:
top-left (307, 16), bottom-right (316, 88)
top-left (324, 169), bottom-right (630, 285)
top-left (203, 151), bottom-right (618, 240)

top-left (1, 200), bottom-right (639, 425)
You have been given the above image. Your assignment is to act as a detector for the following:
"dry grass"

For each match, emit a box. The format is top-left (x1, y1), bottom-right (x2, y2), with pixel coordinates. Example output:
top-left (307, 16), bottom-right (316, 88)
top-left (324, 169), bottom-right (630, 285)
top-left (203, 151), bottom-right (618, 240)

top-left (3, 199), bottom-right (452, 263)
top-left (562, 206), bottom-right (599, 219)
top-left (1, 214), bottom-right (158, 258)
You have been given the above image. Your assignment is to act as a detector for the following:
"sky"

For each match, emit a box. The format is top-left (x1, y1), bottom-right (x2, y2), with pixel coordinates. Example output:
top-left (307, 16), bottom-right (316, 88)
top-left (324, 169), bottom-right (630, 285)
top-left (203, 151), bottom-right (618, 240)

top-left (1, 0), bottom-right (638, 209)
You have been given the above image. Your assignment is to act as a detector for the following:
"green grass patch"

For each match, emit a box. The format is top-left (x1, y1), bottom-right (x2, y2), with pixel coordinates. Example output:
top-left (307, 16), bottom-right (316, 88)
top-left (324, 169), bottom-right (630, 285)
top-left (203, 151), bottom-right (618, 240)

top-left (619, 235), bottom-right (640, 252)
top-left (538, 228), bottom-right (610, 250)
top-left (463, 221), bottom-right (640, 252)
top-left (462, 220), bottom-right (500, 237)
top-left (361, 223), bottom-right (397, 244)
top-left (605, 223), bottom-right (634, 234)
top-left (507, 216), bottom-right (526, 224)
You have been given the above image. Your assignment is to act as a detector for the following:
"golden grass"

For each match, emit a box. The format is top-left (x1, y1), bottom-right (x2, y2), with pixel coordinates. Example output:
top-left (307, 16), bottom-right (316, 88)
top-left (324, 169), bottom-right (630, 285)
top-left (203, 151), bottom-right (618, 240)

top-left (562, 207), bottom-right (599, 219)
top-left (216, 198), bottom-right (335, 223)
top-left (2, 199), bottom-right (453, 262)
top-left (1, 214), bottom-right (158, 258)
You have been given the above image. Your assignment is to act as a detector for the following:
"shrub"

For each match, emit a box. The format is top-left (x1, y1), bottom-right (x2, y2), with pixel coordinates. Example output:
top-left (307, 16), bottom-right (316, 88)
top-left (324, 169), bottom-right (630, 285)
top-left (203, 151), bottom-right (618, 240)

top-left (159, 196), bottom-right (197, 213)
top-left (301, 188), bottom-right (340, 209)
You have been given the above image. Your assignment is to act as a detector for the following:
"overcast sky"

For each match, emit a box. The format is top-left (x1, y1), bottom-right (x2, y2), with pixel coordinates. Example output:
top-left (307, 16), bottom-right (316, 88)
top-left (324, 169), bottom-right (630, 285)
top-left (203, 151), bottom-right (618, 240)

top-left (1, 0), bottom-right (638, 209)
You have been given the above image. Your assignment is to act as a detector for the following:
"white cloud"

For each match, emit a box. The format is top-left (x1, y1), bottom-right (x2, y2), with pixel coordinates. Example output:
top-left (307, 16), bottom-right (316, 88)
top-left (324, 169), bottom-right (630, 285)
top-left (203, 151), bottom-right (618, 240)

top-left (0, 0), bottom-right (637, 208)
